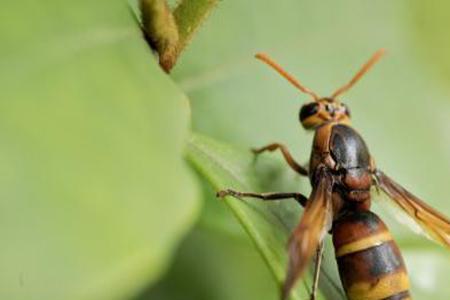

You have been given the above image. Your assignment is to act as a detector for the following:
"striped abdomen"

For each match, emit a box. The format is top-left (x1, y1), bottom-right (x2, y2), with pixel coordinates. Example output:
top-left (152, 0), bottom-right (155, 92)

top-left (332, 211), bottom-right (411, 300)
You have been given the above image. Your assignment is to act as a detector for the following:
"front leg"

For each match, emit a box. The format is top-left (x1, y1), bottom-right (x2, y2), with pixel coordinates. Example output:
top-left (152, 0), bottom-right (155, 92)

top-left (252, 143), bottom-right (308, 176)
top-left (217, 189), bottom-right (308, 207)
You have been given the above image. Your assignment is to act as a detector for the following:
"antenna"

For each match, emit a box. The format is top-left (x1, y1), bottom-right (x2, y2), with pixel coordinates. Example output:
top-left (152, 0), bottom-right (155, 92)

top-left (255, 53), bottom-right (320, 101)
top-left (331, 49), bottom-right (386, 98)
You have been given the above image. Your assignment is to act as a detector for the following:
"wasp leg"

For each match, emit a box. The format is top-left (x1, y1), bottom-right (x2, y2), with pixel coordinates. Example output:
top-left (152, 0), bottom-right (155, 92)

top-left (310, 242), bottom-right (324, 300)
top-left (252, 143), bottom-right (308, 176)
top-left (217, 189), bottom-right (307, 207)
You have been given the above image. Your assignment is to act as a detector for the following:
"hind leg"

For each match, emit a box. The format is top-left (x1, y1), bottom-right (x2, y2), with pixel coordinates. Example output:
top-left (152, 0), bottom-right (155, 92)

top-left (310, 242), bottom-right (324, 300)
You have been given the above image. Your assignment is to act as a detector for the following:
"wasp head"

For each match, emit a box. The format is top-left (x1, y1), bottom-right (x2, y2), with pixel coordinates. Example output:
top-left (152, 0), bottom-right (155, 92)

top-left (299, 98), bottom-right (351, 130)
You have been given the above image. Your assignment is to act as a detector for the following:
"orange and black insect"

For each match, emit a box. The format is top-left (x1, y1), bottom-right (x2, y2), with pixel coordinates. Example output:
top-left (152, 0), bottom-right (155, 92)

top-left (217, 49), bottom-right (450, 300)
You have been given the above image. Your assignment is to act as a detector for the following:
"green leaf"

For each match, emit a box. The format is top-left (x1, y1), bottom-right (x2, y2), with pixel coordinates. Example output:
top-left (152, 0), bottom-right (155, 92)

top-left (173, 0), bottom-right (219, 55)
top-left (187, 133), bottom-right (345, 300)
top-left (0, 1), bottom-right (199, 300)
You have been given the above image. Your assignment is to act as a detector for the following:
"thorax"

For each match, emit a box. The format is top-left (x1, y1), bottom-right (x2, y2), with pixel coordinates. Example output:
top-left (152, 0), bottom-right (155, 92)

top-left (309, 122), bottom-right (374, 203)
top-left (310, 122), bottom-right (371, 169)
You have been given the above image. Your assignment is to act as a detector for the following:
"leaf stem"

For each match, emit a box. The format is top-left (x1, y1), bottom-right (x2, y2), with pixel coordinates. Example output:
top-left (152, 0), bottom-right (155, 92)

top-left (140, 0), bottom-right (179, 72)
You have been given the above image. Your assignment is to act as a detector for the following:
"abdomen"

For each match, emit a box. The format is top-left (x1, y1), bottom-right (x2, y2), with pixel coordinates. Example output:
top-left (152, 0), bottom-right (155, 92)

top-left (332, 211), bottom-right (411, 300)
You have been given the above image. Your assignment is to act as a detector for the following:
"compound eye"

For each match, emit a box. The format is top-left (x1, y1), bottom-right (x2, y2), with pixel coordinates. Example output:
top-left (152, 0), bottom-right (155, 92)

top-left (342, 103), bottom-right (351, 117)
top-left (299, 102), bottom-right (319, 122)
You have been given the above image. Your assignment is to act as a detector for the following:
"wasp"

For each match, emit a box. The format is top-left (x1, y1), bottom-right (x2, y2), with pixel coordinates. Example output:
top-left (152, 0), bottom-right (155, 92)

top-left (217, 49), bottom-right (450, 300)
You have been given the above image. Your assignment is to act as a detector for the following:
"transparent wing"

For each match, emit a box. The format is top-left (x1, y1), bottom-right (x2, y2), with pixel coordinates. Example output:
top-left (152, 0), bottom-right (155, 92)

top-left (376, 170), bottom-right (450, 249)
top-left (282, 172), bottom-right (333, 300)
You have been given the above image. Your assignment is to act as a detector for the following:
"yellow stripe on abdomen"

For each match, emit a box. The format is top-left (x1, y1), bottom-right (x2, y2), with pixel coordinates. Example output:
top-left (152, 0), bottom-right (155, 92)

top-left (335, 231), bottom-right (393, 257)
top-left (347, 272), bottom-right (410, 300)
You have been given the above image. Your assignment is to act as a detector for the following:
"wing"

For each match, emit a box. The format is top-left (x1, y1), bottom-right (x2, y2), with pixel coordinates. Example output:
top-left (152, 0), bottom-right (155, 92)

top-left (282, 172), bottom-right (333, 300)
top-left (376, 170), bottom-right (450, 249)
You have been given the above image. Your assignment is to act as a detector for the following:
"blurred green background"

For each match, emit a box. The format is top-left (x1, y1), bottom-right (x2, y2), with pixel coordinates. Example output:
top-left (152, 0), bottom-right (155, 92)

top-left (2, 0), bottom-right (450, 299)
